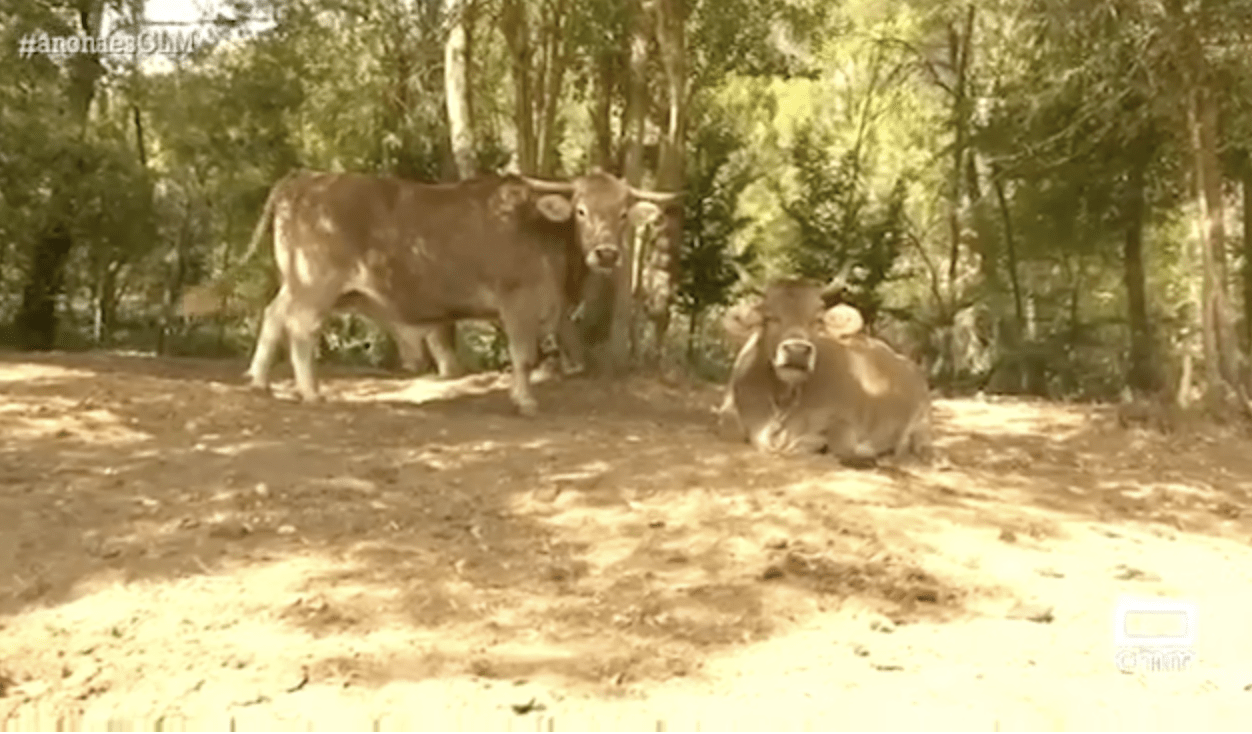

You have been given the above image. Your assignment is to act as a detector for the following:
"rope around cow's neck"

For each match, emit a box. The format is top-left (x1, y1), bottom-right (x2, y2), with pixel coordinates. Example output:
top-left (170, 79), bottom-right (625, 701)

top-left (764, 383), bottom-right (803, 452)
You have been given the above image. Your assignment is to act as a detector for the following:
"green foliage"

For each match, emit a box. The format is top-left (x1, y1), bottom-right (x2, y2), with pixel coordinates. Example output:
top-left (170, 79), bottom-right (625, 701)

top-left (675, 112), bottom-right (758, 320)
top-left (776, 122), bottom-right (907, 322)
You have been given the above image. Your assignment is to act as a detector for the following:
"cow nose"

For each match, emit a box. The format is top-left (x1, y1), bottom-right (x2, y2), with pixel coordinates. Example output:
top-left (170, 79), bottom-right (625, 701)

top-left (592, 245), bottom-right (619, 268)
top-left (777, 339), bottom-right (815, 369)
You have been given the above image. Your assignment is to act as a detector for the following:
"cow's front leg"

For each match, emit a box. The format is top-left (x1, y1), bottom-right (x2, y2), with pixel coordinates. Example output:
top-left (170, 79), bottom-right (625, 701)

top-left (555, 307), bottom-right (587, 377)
top-left (498, 309), bottom-right (541, 417)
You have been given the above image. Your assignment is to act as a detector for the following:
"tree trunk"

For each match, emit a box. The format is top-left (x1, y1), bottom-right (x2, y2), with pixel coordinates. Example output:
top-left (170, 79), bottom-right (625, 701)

top-left (991, 172), bottom-right (1023, 329)
top-left (591, 53), bottom-right (616, 171)
top-left (686, 309), bottom-right (699, 363)
top-left (92, 261), bottom-right (120, 345)
top-left (1122, 143), bottom-right (1159, 396)
top-left (640, 0), bottom-right (686, 368)
top-left (444, 0), bottom-right (476, 180)
top-left (944, 4), bottom-right (975, 287)
top-left (536, 0), bottom-right (571, 176)
top-left (14, 3), bottom-right (105, 350)
top-left (501, 0), bottom-right (536, 173)
top-left (934, 4), bottom-right (974, 387)
top-left (1241, 164), bottom-right (1252, 364)
top-left (1189, 84), bottom-right (1244, 403)
top-left (132, 103), bottom-right (147, 167)
top-left (607, 0), bottom-right (652, 373)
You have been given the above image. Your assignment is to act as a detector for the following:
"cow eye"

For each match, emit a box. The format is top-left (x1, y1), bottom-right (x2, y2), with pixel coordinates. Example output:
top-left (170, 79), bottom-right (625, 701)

top-left (577, 205), bottom-right (588, 218)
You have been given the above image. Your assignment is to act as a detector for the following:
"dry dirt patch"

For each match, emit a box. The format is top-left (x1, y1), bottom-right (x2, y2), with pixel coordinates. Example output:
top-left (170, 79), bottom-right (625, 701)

top-left (1, 351), bottom-right (1251, 730)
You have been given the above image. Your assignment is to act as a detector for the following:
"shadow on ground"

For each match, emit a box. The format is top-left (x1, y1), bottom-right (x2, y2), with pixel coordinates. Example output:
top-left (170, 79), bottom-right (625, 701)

top-left (2, 350), bottom-right (1251, 713)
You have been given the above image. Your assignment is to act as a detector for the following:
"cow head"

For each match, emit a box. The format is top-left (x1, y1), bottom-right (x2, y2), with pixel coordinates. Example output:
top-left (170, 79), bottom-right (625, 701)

top-left (725, 280), bottom-right (866, 386)
top-left (522, 171), bottom-right (681, 274)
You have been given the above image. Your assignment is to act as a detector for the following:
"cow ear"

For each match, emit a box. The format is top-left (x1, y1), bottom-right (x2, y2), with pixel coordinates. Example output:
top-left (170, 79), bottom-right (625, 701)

top-left (723, 298), bottom-right (763, 341)
top-left (627, 201), bottom-right (662, 227)
top-left (823, 303), bottom-right (864, 338)
top-left (536, 194), bottom-right (573, 222)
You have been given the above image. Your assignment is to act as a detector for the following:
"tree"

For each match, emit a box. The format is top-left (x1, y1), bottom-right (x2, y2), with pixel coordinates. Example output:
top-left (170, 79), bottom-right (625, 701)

top-left (675, 114), bottom-right (757, 359)
top-left (11, 0), bottom-right (110, 350)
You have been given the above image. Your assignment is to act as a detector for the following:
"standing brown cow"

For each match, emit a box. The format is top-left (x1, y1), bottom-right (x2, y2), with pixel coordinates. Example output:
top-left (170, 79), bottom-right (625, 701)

top-left (182, 170), bottom-right (678, 416)
top-left (719, 279), bottom-right (932, 463)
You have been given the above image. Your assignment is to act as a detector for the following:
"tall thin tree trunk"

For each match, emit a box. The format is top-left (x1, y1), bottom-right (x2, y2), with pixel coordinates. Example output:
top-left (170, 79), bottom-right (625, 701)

top-left (608, 0), bottom-right (651, 372)
top-left (536, 0), bottom-right (571, 176)
top-left (944, 4), bottom-right (975, 287)
top-left (686, 310), bottom-right (699, 363)
top-left (1189, 85), bottom-right (1244, 403)
top-left (591, 53), bottom-right (615, 170)
top-left (642, 0), bottom-right (686, 368)
top-left (991, 172), bottom-right (1023, 329)
top-left (444, 0), bottom-right (476, 180)
top-left (501, 0), bottom-right (536, 173)
top-left (1242, 165), bottom-right (1252, 360)
top-left (1123, 145), bottom-right (1158, 395)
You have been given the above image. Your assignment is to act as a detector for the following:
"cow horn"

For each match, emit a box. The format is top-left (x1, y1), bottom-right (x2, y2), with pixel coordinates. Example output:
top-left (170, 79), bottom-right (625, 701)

top-left (819, 279), bottom-right (845, 301)
top-left (819, 260), bottom-right (855, 300)
top-left (628, 186), bottom-right (682, 204)
top-left (521, 176), bottom-right (575, 194)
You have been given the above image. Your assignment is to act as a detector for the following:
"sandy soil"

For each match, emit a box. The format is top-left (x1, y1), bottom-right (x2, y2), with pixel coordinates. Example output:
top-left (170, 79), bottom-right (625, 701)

top-left (1, 351), bottom-right (1250, 731)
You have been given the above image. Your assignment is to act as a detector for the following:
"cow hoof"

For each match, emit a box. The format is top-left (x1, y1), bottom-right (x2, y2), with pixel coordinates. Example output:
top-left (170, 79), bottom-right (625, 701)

top-left (247, 382), bottom-right (271, 396)
top-left (515, 400), bottom-right (539, 418)
top-left (299, 393), bottom-right (325, 405)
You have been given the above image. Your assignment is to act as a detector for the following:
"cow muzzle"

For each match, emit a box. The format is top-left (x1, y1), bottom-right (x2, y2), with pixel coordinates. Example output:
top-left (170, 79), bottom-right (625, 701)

top-left (587, 245), bottom-right (620, 272)
top-left (773, 339), bottom-right (816, 382)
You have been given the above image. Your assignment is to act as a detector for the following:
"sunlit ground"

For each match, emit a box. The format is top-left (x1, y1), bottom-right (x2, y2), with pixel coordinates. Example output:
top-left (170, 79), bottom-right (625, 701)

top-left (2, 351), bottom-right (1251, 730)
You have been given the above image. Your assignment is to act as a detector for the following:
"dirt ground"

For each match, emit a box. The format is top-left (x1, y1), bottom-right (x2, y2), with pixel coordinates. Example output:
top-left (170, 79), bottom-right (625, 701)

top-left (1, 351), bottom-right (1251, 731)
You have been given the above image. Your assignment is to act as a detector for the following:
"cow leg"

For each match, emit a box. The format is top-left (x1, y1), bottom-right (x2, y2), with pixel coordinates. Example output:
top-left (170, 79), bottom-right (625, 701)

top-left (900, 416), bottom-right (934, 464)
top-left (825, 420), bottom-right (877, 468)
top-left (390, 322), bottom-right (462, 378)
top-left (556, 309), bottom-right (587, 376)
top-left (390, 323), bottom-right (430, 373)
top-left (497, 308), bottom-right (542, 417)
top-left (424, 322), bottom-right (465, 379)
top-left (714, 390), bottom-right (742, 441)
top-left (284, 302), bottom-right (328, 403)
top-left (246, 287), bottom-right (292, 393)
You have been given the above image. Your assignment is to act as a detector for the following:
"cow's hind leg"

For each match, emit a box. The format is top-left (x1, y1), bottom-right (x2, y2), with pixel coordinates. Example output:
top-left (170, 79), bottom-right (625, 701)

top-left (284, 301), bottom-right (329, 403)
top-left (424, 322), bottom-right (465, 379)
top-left (498, 308), bottom-right (542, 417)
top-left (246, 287), bottom-right (292, 394)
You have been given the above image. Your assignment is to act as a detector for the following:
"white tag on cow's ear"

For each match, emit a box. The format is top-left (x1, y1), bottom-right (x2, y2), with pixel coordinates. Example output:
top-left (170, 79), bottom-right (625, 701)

top-left (628, 201), bottom-right (662, 227)
top-left (536, 194), bottom-right (573, 222)
top-left (723, 298), bottom-right (763, 340)
top-left (823, 303), bottom-right (864, 338)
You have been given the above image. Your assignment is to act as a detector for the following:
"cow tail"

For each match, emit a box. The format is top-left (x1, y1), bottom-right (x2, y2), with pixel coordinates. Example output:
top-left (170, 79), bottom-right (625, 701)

top-left (180, 174), bottom-right (288, 318)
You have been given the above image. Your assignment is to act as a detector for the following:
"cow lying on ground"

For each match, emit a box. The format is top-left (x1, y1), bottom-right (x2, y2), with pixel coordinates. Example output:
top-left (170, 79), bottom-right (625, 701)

top-left (182, 170), bottom-right (678, 416)
top-left (718, 279), bottom-right (932, 464)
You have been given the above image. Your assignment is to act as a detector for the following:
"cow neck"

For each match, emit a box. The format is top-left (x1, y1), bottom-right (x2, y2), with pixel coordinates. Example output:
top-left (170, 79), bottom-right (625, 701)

top-left (767, 378), bottom-right (803, 424)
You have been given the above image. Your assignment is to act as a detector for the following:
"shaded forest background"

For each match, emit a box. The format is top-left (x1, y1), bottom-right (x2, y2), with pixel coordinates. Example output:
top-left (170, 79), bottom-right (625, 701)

top-left (6, 0), bottom-right (1252, 412)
